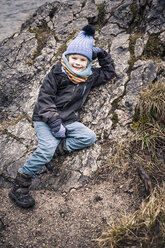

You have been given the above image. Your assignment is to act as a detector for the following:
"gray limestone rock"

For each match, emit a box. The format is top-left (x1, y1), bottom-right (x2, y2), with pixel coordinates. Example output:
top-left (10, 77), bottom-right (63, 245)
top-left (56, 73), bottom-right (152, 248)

top-left (108, 0), bottom-right (134, 29)
top-left (0, 133), bottom-right (27, 175)
top-left (119, 60), bottom-right (158, 124)
top-left (144, 0), bottom-right (165, 33)
top-left (134, 34), bottom-right (149, 58)
top-left (111, 33), bottom-right (130, 75)
top-left (159, 32), bottom-right (165, 43)
top-left (78, 0), bottom-right (99, 23)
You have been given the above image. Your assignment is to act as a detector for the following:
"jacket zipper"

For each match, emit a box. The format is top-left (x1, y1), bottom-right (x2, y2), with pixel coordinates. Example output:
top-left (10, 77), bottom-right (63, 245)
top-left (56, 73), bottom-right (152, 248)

top-left (62, 84), bottom-right (86, 109)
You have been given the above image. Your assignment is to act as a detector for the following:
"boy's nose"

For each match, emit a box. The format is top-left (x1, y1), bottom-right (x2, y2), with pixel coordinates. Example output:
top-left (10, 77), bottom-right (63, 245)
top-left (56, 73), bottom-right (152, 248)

top-left (75, 60), bottom-right (80, 65)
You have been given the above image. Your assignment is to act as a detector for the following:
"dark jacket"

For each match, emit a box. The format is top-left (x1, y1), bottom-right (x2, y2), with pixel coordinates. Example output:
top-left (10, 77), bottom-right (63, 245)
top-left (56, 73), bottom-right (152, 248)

top-left (32, 50), bottom-right (115, 125)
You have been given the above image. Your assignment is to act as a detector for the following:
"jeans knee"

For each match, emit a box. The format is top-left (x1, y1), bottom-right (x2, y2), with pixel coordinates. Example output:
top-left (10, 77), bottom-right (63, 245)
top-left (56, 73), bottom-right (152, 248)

top-left (86, 131), bottom-right (96, 146)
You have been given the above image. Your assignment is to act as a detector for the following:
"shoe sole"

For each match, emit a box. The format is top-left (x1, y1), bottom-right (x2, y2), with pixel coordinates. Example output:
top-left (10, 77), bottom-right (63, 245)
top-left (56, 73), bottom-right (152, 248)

top-left (8, 191), bottom-right (35, 208)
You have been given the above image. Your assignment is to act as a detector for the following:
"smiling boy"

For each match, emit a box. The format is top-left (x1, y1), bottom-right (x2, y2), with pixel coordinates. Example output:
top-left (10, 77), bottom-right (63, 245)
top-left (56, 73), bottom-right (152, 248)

top-left (68, 54), bottom-right (89, 73)
top-left (9, 25), bottom-right (116, 208)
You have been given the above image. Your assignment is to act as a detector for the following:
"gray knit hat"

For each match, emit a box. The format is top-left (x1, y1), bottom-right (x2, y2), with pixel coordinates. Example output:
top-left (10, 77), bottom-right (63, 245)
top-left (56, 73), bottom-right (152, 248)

top-left (65, 25), bottom-right (95, 61)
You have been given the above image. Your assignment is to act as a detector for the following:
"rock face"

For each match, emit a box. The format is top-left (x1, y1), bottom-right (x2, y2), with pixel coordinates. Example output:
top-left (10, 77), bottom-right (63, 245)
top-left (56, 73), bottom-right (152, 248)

top-left (0, 0), bottom-right (165, 192)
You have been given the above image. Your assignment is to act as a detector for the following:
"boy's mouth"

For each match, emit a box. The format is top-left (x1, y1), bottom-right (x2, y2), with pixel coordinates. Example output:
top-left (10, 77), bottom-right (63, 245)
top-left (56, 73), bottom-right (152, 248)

top-left (72, 65), bottom-right (83, 71)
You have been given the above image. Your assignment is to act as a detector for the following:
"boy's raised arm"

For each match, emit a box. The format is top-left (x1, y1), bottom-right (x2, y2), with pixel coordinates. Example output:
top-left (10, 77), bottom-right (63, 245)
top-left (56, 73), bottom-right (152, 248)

top-left (92, 47), bottom-right (116, 87)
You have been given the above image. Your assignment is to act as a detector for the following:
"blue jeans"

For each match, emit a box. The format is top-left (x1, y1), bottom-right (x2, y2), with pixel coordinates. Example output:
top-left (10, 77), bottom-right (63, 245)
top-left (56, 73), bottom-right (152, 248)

top-left (18, 121), bottom-right (96, 177)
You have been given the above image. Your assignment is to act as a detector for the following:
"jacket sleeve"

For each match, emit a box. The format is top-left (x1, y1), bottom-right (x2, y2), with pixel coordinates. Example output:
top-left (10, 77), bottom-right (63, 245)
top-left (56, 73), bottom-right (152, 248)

top-left (92, 49), bottom-right (116, 87)
top-left (35, 67), bottom-right (60, 124)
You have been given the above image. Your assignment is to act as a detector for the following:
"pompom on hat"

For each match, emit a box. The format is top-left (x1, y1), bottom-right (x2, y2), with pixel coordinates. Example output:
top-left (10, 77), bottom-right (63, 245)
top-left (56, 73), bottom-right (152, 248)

top-left (65, 24), bottom-right (95, 61)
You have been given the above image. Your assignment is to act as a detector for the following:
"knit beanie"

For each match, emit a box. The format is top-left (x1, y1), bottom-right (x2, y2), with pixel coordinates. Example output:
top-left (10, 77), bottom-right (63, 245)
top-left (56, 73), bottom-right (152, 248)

top-left (65, 25), bottom-right (95, 61)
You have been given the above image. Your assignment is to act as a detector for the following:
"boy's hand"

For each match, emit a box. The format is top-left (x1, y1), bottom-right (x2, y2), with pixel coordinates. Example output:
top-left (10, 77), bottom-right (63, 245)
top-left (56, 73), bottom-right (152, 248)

top-left (92, 47), bottom-right (104, 60)
top-left (50, 119), bottom-right (67, 138)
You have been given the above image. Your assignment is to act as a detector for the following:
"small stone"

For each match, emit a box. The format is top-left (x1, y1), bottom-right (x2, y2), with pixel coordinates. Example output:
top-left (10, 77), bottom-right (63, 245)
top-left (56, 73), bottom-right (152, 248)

top-left (70, 189), bottom-right (76, 194)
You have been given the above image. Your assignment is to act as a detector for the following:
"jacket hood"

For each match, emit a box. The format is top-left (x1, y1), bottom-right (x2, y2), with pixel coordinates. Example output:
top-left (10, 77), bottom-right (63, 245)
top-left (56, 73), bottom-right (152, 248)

top-left (52, 62), bottom-right (64, 75)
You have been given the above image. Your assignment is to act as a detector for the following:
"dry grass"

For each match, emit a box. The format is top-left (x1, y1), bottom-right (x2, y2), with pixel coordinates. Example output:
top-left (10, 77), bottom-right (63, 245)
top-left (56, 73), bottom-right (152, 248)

top-left (97, 185), bottom-right (165, 248)
top-left (137, 82), bottom-right (165, 123)
top-left (107, 82), bottom-right (165, 168)
top-left (97, 81), bottom-right (165, 247)
top-left (135, 81), bottom-right (165, 127)
top-left (133, 81), bottom-right (165, 150)
top-left (131, 81), bottom-right (165, 186)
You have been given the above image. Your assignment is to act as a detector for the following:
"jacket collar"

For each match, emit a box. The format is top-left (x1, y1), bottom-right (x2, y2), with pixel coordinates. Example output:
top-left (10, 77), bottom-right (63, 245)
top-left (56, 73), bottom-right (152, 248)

top-left (53, 62), bottom-right (93, 82)
top-left (53, 62), bottom-right (65, 75)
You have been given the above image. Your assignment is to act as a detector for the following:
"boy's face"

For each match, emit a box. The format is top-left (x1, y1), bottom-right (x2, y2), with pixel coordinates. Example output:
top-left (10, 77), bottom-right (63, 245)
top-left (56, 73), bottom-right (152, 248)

top-left (68, 54), bottom-right (89, 73)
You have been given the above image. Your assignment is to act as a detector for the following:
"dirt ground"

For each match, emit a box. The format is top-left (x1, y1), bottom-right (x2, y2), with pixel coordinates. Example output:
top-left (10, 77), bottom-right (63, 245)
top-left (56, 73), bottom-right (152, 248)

top-left (0, 175), bottom-right (135, 248)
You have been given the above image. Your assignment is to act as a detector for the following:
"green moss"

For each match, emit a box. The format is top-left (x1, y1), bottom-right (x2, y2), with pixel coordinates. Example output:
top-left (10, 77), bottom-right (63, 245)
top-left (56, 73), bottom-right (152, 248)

top-left (25, 58), bottom-right (35, 65)
top-left (97, 3), bottom-right (105, 28)
top-left (81, 1), bottom-right (86, 8)
top-left (28, 24), bottom-right (51, 61)
top-left (130, 0), bottom-right (138, 20)
top-left (129, 0), bottom-right (150, 32)
top-left (57, 44), bottom-right (67, 56)
top-left (94, 24), bottom-right (100, 32)
top-left (0, 115), bottom-right (25, 132)
top-left (111, 98), bottom-right (119, 109)
top-left (144, 33), bottom-right (165, 59)
top-left (128, 33), bottom-right (143, 73)
top-left (111, 113), bottom-right (119, 129)
top-left (111, 96), bottom-right (122, 110)
top-left (129, 33), bottom-right (142, 54)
